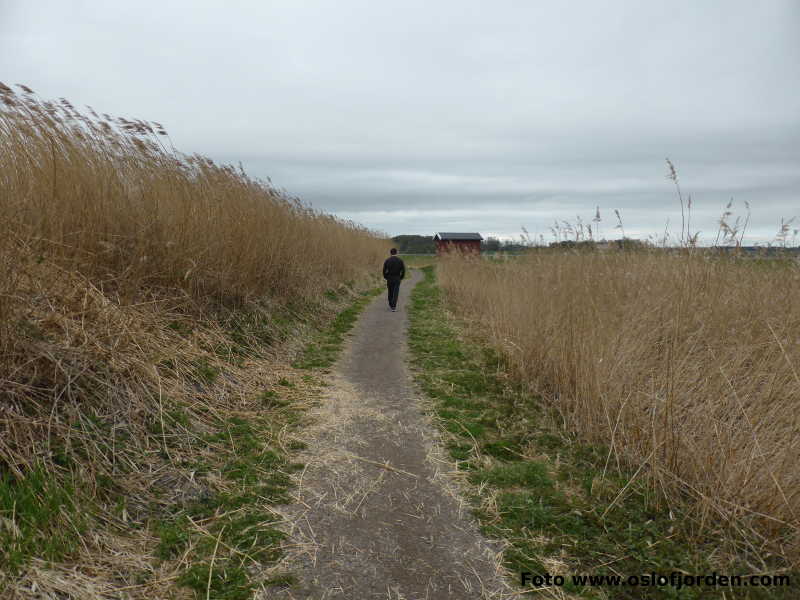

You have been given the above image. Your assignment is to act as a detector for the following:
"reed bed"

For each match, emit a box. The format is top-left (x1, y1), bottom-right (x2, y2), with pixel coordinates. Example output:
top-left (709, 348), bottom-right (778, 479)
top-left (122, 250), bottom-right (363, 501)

top-left (438, 250), bottom-right (800, 564)
top-left (0, 80), bottom-right (387, 427)
top-left (0, 83), bottom-right (387, 595)
top-left (0, 83), bottom-right (385, 308)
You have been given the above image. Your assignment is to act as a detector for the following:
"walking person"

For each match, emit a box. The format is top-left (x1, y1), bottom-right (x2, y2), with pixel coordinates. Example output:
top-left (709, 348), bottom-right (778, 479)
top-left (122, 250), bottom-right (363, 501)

top-left (382, 248), bottom-right (405, 312)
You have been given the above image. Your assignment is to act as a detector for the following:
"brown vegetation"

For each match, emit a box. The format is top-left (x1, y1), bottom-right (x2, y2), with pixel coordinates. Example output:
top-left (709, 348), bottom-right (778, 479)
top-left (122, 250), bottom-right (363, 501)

top-left (437, 250), bottom-right (800, 565)
top-left (0, 83), bottom-right (387, 595)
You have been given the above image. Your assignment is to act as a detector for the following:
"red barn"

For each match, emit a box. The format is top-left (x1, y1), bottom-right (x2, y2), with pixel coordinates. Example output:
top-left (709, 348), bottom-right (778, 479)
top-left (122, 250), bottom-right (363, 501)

top-left (434, 232), bottom-right (483, 255)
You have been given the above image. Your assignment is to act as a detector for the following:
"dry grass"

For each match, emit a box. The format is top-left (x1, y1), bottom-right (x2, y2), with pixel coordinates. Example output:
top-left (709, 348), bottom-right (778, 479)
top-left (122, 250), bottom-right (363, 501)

top-left (0, 83), bottom-right (385, 310)
top-left (0, 83), bottom-right (387, 595)
top-left (437, 250), bottom-right (800, 565)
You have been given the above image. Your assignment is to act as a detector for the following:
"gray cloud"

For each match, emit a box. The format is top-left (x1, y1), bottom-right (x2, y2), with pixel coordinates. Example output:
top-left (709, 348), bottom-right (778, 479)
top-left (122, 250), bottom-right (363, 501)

top-left (2, 0), bottom-right (798, 243)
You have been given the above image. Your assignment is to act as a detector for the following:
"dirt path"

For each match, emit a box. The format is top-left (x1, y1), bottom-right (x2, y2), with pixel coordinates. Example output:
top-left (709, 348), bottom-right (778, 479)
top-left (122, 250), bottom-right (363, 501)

top-left (267, 271), bottom-right (514, 599)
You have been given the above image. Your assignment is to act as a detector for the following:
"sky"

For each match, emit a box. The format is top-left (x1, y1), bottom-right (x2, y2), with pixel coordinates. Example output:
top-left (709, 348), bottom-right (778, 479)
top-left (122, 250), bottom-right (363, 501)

top-left (1, 1), bottom-right (798, 244)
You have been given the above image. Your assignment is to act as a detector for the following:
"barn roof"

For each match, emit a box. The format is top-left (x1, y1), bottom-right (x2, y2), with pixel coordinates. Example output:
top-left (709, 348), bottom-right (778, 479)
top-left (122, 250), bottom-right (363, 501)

top-left (434, 232), bottom-right (483, 241)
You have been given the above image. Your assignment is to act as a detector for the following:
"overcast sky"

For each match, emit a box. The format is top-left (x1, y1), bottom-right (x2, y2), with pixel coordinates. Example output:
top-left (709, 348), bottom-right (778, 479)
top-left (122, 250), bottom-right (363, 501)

top-left (2, 1), bottom-right (798, 243)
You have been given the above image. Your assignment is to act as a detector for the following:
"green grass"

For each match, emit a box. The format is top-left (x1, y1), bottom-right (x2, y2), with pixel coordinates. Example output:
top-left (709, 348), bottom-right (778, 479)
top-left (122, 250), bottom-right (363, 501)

top-left (399, 254), bottom-right (437, 268)
top-left (407, 266), bottom-right (794, 600)
top-left (150, 411), bottom-right (293, 598)
top-left (177, 562), bottom-right (251, 600)
top-left (191, 358), bottom-right (220, 385)
top-left (0, 467), bottom-right (85, 574)
top-left (293, 286), bottom-right (382, 369)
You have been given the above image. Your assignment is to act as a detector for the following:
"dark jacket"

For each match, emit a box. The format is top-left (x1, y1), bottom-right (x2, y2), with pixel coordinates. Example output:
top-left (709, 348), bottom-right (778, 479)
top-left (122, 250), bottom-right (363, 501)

top-left (383, 255), bottom-right (405, 280)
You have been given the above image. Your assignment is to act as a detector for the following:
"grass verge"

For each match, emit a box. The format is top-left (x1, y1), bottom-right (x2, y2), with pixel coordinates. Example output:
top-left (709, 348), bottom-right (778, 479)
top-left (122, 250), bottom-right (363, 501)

top-left (148, 405), bottom-right (304, 600)
top-left (149, 284), bottom-right (378, 598)
top-left (293, 286), bottom-right (382, 370)
top-left (408, 266), bottom-right (794, 599)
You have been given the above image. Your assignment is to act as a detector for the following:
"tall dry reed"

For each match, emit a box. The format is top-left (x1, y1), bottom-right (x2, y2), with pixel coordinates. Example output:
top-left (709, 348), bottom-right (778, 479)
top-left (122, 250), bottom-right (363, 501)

top-left (0, 81), bottom-right (387, 414)
top-left (0, 81), bottom-right (388, 459)
top-left (438, 250), bottom-right (800, 563)
top-left (0, 84), bottom-right (388, 594)
top-left (0, 83), bottom-right (386, 310)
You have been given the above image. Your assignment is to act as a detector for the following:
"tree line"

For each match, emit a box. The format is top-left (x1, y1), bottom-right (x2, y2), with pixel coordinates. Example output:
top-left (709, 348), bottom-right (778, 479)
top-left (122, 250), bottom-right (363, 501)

top-left (391, 235), bottom-right (528, 253)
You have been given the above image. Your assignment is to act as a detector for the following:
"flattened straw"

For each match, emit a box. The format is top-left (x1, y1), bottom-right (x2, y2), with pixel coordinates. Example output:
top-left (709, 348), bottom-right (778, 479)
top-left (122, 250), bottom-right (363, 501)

top-left (207, 525), bottom-right (225, 600)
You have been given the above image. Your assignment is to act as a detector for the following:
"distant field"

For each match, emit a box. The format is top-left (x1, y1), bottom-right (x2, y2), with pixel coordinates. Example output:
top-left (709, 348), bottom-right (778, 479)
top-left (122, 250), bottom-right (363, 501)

top-left (437, 250), bottom-right (800, 565)
top-left (399, 254), bottom-right (437, 268)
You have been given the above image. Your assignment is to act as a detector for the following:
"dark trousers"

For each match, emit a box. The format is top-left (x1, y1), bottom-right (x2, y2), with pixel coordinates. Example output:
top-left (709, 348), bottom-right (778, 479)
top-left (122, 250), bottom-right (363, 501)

top-left (386, 278), bottom-right (401, 309)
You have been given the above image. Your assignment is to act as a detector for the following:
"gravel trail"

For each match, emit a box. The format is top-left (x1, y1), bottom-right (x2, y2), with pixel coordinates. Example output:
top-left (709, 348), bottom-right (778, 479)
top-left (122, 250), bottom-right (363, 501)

top-left (267, 270), bottom-right (514, 600)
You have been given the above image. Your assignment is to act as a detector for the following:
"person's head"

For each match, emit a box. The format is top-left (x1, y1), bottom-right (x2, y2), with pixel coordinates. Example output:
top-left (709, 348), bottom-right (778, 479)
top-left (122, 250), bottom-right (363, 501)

top-left (390, 248), bottom-right (398, 255)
